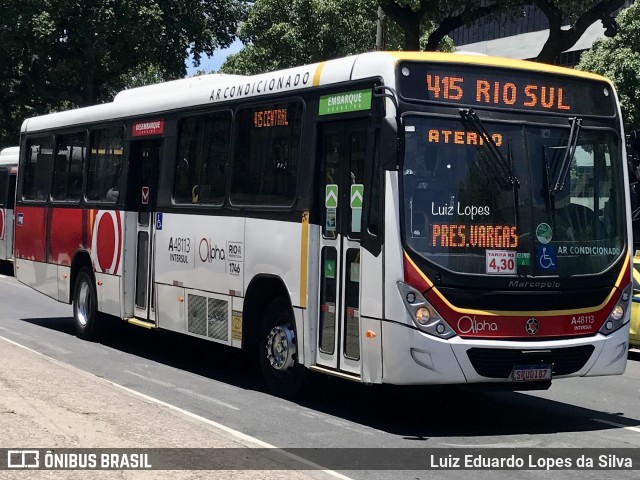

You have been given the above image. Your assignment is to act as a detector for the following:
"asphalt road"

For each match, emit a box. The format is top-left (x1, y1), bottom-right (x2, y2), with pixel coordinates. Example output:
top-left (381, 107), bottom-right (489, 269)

top-left (1, 265), bottom-right (639, 480)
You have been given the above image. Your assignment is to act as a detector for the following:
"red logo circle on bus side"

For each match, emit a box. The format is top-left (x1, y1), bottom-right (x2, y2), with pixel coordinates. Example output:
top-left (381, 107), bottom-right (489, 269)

top-left (91, 210), bottom-right (122, 274)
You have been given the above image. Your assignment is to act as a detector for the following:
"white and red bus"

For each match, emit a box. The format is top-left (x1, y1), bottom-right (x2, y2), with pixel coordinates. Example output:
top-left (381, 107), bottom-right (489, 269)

top-left (0, 146), bottom-right (18, 266)
top-left (15, 52), bottom-right (632, 396)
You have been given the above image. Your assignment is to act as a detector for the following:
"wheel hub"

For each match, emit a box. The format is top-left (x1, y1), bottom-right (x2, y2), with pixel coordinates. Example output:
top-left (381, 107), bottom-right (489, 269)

top-left (266, 324), bottom-right (297, 371)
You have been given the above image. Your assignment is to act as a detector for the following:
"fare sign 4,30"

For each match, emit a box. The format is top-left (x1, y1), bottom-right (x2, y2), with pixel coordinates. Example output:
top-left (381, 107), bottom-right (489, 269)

top-left (154, 214), bottom-right (244, 293)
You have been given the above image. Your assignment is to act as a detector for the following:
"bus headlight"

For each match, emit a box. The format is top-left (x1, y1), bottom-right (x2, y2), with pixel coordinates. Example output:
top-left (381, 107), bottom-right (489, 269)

top-left (415, 307), bottom-right (431, 325)
top-left (598, 286), bottom-right (631, 335)
top-left (397, 282), bottom-right (456, 339)
top-left (610, 305), bottom-right (624, 321)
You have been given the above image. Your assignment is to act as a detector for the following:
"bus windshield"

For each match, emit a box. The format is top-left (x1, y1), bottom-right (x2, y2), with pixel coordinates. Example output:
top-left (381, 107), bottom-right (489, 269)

top-left (402, 115), bottom-right (625, 277)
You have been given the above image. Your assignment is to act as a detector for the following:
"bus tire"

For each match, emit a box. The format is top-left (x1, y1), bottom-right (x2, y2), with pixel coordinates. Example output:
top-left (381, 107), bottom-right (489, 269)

top-left (259, 297), bottom-right (306, 398)
top-left (73, 267), bottom-right (102, 341)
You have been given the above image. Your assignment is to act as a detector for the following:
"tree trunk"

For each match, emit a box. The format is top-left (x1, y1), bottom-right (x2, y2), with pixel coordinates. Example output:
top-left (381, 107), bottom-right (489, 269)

top-left (376, 7), bottom-right (387, 51)
top-left (404, 19), bottom-right (421, 51)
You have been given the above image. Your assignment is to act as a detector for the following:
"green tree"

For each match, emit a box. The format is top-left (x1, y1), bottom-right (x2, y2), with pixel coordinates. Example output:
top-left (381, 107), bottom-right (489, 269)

top-left (578, 2), bottom-right (640, 131)
top-left (221, 0), bottom-right (378, 75)
top-left (532, 0), bottom-right (625, 63)
top-left (0, 1), bottom-right (44, 147)
top-left (0, 0), bottom-right (247, 147)
top-left (220, 0), bottom-right (453, 75)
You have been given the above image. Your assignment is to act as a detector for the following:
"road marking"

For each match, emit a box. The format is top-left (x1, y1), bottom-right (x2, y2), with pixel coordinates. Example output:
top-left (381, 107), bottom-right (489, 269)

top-left (36, 341), bottom-right (72, 355)
top-left (592, 418), bottom-right (640, 433)
top-left (176, 386), bottom-right (241, 411)
top-left (0, 334), bottom-right (354, 480)
top-left (124, 369), bottom-right (175, 388)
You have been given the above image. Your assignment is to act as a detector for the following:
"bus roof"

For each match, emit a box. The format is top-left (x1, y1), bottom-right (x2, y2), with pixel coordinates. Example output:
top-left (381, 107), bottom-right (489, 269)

top-left (20, 51), bottom-right (614, 134)
top-left (112, 73), bottom-right (245, 103)
top-left (0, 146), bottom-right (19, 165)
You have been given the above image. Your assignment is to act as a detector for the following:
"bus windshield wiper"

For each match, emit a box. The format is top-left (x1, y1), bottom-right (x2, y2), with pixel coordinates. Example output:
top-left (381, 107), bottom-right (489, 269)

top-left (459, 108), bottom-right (519, 188)
top-left (542, 147), bottom-right (556, 224)
top-left (554, 117), bottom-right (582, 192)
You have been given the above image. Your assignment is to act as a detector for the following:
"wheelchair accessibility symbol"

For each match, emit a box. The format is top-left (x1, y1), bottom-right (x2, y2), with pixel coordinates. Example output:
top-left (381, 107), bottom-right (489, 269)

top-left (537, 244), bottom-right (557, 270)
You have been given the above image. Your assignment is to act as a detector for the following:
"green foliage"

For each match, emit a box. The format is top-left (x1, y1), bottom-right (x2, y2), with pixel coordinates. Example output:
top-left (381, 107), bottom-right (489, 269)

top-left (578, 2), bottom-right (640, 131)
top-left (531, 0), bottom-right (625, 63)
top-left (220, 0), bottom-right (454, 75)
top-left (221, 0), bottom-right (378, 75)
top-left (0, 0), bottom-right (247, 147)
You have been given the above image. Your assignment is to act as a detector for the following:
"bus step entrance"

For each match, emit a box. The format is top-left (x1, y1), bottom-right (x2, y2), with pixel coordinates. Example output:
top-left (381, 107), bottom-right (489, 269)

top-left (309, 365), bottom-right (361, 382)
top-left (126, 317), bottom-right (156, 329)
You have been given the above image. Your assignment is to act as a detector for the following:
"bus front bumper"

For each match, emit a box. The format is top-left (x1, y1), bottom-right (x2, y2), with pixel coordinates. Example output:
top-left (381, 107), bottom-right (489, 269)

top-left (380, 320), bottom-right (629, 385)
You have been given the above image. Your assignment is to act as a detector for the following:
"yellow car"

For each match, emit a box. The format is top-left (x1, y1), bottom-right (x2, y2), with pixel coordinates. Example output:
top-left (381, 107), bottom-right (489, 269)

top-left (630, 256), bottom-right (640, 350)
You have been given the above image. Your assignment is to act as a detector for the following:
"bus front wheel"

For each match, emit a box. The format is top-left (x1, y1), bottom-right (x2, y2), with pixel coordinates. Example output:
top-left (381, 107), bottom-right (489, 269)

top-left (73, 267), bottom-right (101, 341)
top-left (259, 297), bottom-right (306, 398)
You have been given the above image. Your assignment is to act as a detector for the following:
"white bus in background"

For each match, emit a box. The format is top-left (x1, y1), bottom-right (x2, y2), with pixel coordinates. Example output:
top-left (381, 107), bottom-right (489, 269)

top-left (0, 146), bottom-right (18, 266)
top-left (14, 52), bottom-right (632, 397)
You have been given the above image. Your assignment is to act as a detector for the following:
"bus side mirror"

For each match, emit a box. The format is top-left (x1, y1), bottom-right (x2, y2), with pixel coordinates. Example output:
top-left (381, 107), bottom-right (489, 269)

top-left (629, 130), bottom-right (640, 157)
top-left (380, 118), bottom-right (402, 171)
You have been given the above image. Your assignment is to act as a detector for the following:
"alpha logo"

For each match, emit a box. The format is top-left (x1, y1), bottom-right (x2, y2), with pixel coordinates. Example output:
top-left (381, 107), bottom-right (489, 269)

top-left (457, 315), bottom-right (498, 334)
top-left (525, 317), bottom-right (540, 335)
top-left (90, 210), bottom-right (122, 274)
top-left (198, 238), bottom-right (226, 263)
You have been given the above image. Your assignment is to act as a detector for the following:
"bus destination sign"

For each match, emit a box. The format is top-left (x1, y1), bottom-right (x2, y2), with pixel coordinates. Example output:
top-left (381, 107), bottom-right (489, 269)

top-left (398, 62), bottom-right (615, 117)
top-left (253, 108), bottom-right (289, 128)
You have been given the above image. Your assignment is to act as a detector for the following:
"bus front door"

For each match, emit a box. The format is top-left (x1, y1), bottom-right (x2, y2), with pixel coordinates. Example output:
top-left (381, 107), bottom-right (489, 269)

top-left (315, 120), bottom-right (369, 376)
top-left (128, 140), bottom-right (161, 324)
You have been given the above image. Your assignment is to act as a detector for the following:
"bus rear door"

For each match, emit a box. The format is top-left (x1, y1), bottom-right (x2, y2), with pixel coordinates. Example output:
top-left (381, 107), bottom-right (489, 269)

top-left (124, 139), bottom-right (162, 324)
top-left (315, 119), bottom-right (370, 376)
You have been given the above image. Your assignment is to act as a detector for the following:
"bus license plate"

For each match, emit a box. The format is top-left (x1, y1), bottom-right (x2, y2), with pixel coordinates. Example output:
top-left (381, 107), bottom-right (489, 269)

top-left (510, 365), bottom-right (552, 382)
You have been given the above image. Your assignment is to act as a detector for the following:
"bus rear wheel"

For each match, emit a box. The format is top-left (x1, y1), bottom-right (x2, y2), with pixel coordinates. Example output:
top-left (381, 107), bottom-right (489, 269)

top-left (259, 297), bottom-right (306, 398)
top-left (73, 267), bottom-right (102, 341)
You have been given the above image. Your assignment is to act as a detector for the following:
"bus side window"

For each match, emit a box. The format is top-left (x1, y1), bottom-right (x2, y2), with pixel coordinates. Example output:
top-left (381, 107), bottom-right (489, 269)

top-left (174, 112), bottom-right (231, 206)
top-left (175, 116), bottom-right (201, 204)
top-left (23, 137), bottom-right (54, 201)
top-left (87, 127), bottom-right (124, 203)
top-left (52, 132), bottom-right (86, 202)
top-left (200, 112), bottom-right (230, 205)
top-left (230, 101), bottom-right (302, 206)
top-left (0, 171), bottom-right (7, 207)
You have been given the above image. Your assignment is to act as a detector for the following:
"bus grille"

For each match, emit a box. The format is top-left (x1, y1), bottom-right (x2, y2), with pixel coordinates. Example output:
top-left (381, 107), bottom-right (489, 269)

top-left (466, 345), bottom-right (595, 379)
top-left (207, 298), bottom-right (228, 341)
top-left (187, 294), bottom-right (229, 341)
top-left (187, 295), bottom-right (207, 336)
